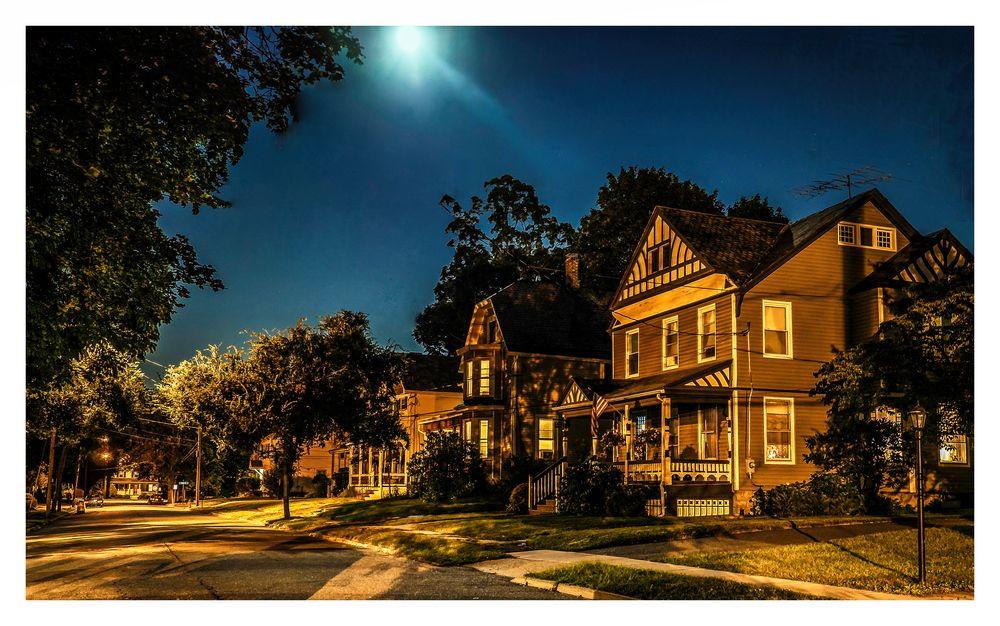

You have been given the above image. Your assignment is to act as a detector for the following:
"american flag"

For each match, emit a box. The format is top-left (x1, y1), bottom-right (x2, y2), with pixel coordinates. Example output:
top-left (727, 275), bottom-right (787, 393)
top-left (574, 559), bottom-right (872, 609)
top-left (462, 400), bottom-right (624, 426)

top-left (591, 393), bottom-right (608, 437)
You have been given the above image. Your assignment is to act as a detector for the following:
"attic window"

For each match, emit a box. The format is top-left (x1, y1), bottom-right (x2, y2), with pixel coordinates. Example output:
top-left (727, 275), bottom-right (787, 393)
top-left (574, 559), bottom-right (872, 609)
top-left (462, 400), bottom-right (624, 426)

top-left (647, 243), bottom-right (671, 274)
top-left (837, 222), bottom-right (896, 251)
top-left (486, 319), bottom-right (498, 343)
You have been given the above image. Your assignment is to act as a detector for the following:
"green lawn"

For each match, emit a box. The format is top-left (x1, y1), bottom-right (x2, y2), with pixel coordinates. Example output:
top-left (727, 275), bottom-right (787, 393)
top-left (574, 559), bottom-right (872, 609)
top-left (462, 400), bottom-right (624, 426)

top-left (529, 562), bottom-right (820, 600)
top-left (656, 527), bottom-right (973, 596)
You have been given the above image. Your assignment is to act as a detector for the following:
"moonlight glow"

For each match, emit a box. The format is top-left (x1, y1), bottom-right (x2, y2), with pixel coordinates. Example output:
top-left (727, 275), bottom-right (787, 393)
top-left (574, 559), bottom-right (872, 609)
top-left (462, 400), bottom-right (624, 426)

top-left (395, 26), bottom-right (424, 54)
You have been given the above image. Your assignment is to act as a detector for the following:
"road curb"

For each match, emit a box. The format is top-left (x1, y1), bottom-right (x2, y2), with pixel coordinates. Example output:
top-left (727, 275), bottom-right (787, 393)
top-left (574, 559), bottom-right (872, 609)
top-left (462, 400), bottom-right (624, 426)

top-left (510, 576), bottom-right (633, 600)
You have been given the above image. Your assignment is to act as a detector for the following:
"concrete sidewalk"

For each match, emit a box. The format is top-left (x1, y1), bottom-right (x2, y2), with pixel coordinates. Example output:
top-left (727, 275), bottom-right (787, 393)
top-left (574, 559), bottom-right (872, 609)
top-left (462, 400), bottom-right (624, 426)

top-left (472, 549), bottom-right (915, 600)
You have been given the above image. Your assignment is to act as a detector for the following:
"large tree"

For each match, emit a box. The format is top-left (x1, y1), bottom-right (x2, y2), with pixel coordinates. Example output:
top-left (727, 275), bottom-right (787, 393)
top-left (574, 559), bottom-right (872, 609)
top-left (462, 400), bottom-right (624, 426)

top-left (574, 167), bottom-right (725, 292)
top-left (807, 265), bottom-right (973, 508)
top-left (26, 27), bottom-right (363, 392)
top-left (726, 193), bottom-right (788, 223)
top-left (241, 312), bottom-right (405, 518)
top-left (414, 175), bottom-right (574, 355)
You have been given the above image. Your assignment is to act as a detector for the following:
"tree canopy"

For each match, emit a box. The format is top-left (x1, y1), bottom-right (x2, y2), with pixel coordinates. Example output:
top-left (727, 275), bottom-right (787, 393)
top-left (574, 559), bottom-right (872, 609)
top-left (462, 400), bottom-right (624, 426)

top-left (806, 265), bottom-right (973, 507)
top-left (26, 27), bottom-right (363, 393)
top-left (726, 193), bottom-right (788, 223)
top-left (240, 311), bottom-right (405, 517)
top-left (413, 175), bottom-right (574, 355)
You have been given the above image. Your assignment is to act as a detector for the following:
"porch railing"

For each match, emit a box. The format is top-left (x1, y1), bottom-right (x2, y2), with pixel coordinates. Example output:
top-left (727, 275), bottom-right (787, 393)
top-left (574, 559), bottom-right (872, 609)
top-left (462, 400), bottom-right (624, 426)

top-left (612, 458), bottom-right (731, 484)
top-left (527, 456), bottom-right (567, 512)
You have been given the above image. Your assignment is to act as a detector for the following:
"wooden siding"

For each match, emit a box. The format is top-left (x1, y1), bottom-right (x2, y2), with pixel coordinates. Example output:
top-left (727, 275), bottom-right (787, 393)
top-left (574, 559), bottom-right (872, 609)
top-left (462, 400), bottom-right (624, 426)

top-left (848, 290), bottom-right (881, 347)
top-left (615, 213), bottom-right (708, 306)
top-left (731, 392), bottom-right (826, 488)
top-left (612, 295), bottom-right (732, 379)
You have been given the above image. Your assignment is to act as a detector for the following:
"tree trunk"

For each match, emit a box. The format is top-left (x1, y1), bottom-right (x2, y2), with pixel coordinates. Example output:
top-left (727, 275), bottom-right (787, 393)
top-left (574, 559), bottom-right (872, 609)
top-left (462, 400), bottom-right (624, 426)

top-left (72, 449), bottom-right (83, 500)
top-left (282, 462), bottom-right (291, 519)
top-left (54, 445), bottom-right (69, 512)
top-left (44, 429), bottom-right (57, 518)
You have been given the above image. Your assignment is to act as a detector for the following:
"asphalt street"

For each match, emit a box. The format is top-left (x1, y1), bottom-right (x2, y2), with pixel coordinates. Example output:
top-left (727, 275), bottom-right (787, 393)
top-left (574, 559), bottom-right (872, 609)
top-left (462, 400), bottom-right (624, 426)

top-left (25, 501), bottom-right (564, 600)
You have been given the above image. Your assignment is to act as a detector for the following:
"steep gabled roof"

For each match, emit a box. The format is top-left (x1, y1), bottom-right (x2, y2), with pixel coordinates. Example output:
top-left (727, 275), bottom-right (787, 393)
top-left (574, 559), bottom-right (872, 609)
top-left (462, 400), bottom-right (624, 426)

top-left (487, 279), bottom-right (612, 360)
top-left (399, 353), bottom-right (461, 392)
top-left (662, 208), bottom-right (787, 282)
top-left (742, 188), bottom-right (920, 289)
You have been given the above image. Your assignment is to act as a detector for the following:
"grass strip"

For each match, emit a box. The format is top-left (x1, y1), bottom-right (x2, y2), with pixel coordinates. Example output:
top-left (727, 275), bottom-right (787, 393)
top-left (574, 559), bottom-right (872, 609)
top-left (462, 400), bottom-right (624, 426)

top-left (657, 527), bottom-right (973, 596)
top-left (530, 562), bottom-right (820, 600)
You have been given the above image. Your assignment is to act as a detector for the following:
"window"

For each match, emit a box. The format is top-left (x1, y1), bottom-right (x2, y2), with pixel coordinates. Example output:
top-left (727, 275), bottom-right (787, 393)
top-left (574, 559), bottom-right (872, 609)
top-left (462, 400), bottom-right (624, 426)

top-left (647, 243), bottom-right (670, 274)
top-left (698, 304), bottom-right (716, 362)
top-left (464, 420), bottom-right (472, 442)
top-left (837, 222), bottom-right (896, 251)
top-left (478, 360), bottom-right (490, 396)
top-left (479, 419), bottom-right (489, 458)
top-left (940, 435), bottom-right (968, 464)
top-left (486, 319), bottom-right (498, 343)
top-left (668, 411), bottom-right (680, 458)
top-left (662, 316), bottom-right (679, 369)
top-left (838, 224), bottom-right (855, 244)
top-left (465, 360), bottom-right (492, 397)
top-left (701, 406), bottom-right (718, 460)
top-left (625, 329), bottom-right (640, 377)
top-left (634, 412), bottom-right (647, 433)
top-left (764, 398), bottom-right (794, 463)
top-left (538, 418), bottom-right (554, 458)
top-left (762, 301), bottom-right (792, 358)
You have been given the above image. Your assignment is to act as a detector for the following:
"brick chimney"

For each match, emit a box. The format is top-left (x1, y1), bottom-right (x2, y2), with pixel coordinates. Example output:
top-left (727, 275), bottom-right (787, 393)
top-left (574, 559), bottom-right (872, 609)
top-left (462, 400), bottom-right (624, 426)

top-left (565, 253), bottom-right (581, 289)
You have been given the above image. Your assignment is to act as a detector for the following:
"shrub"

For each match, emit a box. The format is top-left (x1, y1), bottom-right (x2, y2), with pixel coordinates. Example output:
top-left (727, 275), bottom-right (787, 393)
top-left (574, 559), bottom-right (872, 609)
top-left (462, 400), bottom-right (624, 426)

top-left (507, 482), bottom-right (528, 514)
top-left (261, 469), bottom-right (282, 497)
top-left (408, 431), bottom-right (487, 502)
top-left (310, 472), bottom-right (331, 498)
top-left (748, 473), bottom-right (866, 517)
top-left (557, 457), bottom-right (645, 516)
top-left (495, 455), bottom-right (548, 501)
top-left (235, 475), bottom-right (262, 496)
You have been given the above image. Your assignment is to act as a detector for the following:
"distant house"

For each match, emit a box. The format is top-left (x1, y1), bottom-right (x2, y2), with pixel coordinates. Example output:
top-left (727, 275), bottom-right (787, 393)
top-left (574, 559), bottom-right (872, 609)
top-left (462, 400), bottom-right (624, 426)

top-left (109, 467), bottom-right (160, 499)
top-left (418, 255), bottom-right (612, 479)
top-left (550, 189), bottom-right (972, 516)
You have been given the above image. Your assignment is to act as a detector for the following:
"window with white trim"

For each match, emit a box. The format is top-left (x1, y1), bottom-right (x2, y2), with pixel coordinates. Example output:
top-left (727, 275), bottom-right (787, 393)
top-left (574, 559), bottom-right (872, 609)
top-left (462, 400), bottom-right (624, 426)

top-left (939, 434), bottom-right (968, 464)
top-left (625, 329), bottom-right (640, 377)
top-left (762, 301), bottom-right (792, 358)
top-left (662, 316), bottom-right (679, 369)
top-left (538, 418), bottom-right (554, 459)
top-left (698, 304), bottom-right (716, 362)
top-left (479, 419), bottom-right (489, 458)
top-left (701, 406), bottom-right (718, 460)
top-left (764, 398), bottom-right (794, 463)
top-left (464, 420), bottom-right (472, 442)
top-left (465, 359), bottom-right (492, 397)
top-left (837, 222), bottom-right (896, 251)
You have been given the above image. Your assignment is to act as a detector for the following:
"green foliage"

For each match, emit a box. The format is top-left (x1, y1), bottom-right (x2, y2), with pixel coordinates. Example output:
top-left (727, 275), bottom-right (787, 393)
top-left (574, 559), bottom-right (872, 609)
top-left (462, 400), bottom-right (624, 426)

top-left (575, 167), bottom-right (724, 291)
top-left (809, 264), bottom-right (973, 505)
top-left (413, 175), bottom-right (574, 355)
top-left (235, 475), bottom-right (261, 496)
top-left (310, 472), bottom-right (331, 498)
top-left (507, 482), bottom-right (529, 514)
top-left (407, 431), bottom-right (488, 502)
top-left (261, 469), bottom-right (283, 498)
top-left (726, 193), bottom-right (788, 223)
top-left (27, 27), bottom-right (363, 393)
top-left (495, 455), bottom-right (548, 501)
top-left (557, 458), bottom-right (646, 516)
top-left (749, 473), bottom-right (866, 517)
top-left (240, 312), bottom-right (405, 516)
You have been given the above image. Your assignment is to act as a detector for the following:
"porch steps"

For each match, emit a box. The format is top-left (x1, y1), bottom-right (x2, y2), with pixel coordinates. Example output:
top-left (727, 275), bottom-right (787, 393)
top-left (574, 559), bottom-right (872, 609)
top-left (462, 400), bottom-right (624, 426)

top-left (529, 498), bottom-right (556, 515)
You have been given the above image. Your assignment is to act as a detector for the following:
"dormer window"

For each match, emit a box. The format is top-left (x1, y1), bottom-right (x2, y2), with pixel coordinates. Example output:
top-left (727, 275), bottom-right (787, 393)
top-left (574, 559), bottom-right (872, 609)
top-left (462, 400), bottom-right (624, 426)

top-left (837, 222), bottom-right (896, 251)
top-left (487, 319), bottom-right (498, 344)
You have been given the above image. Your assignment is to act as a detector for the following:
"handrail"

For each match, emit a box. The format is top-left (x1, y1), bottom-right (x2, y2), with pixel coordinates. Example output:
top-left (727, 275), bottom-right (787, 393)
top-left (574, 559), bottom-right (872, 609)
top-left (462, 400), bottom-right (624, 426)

top-left (527, 456), bottom-right (567, 512)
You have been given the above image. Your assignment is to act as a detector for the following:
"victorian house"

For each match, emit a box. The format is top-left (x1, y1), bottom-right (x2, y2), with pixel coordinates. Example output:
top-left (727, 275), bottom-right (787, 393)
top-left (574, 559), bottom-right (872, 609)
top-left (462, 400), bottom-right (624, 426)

top-left (418, 255), bottom-right (612, 480)
top-left (552, 189), bottom-right (972, 516)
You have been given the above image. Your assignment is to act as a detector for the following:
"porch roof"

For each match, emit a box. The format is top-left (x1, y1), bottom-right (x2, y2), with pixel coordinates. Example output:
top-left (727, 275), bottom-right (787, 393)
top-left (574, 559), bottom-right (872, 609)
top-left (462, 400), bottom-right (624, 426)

top-left (569, 359), bottom-right (733, 405)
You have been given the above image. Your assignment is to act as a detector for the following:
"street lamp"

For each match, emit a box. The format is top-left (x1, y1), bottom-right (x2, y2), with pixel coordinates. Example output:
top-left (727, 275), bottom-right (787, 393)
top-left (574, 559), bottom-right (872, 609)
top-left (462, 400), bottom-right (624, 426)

top-left (908, 404), bottom-right (927, 585)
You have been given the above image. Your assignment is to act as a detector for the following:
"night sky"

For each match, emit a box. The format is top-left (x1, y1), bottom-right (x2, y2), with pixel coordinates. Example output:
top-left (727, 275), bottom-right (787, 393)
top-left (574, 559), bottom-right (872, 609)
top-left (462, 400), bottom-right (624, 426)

top-left (145, 26), bottom-right (974, 378)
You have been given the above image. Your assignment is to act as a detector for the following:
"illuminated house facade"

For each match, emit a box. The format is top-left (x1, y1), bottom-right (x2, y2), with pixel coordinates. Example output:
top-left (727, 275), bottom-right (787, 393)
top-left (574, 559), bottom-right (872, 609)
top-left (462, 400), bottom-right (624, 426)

top-left (553, 189), bottom-right (972, 515)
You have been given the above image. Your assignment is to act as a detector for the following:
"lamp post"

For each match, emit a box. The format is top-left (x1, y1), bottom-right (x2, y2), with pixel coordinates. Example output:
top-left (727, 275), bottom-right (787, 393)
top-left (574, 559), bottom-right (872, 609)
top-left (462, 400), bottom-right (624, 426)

top-left (908, 404), bottom-right (927, 585)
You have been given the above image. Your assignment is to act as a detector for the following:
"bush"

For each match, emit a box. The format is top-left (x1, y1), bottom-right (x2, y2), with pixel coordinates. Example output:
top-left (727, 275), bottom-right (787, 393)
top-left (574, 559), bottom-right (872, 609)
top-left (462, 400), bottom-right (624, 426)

top-left (261, 469), bottom-right (282, 497)
top-left (749, 473), bottom-right (866, 517)
top-left (557, 457), bottom-right (646, 516)
top-left (495, 455), bottom-right (548, 502)
top-left (507, 482), bottom-right (528, 514)
top-left (235, 475), bottom-right (262, 497)
top-left (310, 472), bottom-right (331, 498)
top-left (408, 431), bottom-right (488, 503)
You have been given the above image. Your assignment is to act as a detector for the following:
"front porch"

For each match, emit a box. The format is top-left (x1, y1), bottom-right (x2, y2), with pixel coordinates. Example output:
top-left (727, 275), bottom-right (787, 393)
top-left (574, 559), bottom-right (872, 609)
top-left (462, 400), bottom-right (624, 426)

top-left (347, 445), bottom-right (409, 499)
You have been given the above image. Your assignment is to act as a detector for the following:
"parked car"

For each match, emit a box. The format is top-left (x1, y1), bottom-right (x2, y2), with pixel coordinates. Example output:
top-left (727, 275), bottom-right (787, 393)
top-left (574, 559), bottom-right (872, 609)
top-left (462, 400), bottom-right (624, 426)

top-left (85, 495), bottom-right (104, 507)
top-left (147, 494), bottom-right (165, 505)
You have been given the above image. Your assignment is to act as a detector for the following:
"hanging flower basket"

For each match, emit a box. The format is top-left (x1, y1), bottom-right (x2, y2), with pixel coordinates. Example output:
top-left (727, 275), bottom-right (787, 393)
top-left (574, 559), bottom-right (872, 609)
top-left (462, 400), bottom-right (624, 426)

top-left (599, 430), bottom-right (625, 453)
top-left (635, 428), bottom-right (661, 447)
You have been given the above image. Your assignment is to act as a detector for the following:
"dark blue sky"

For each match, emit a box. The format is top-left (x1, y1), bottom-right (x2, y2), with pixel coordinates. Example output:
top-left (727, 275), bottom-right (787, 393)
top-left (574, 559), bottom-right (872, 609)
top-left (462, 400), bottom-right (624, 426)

top-left (146, 26), bottom-right (974, 376)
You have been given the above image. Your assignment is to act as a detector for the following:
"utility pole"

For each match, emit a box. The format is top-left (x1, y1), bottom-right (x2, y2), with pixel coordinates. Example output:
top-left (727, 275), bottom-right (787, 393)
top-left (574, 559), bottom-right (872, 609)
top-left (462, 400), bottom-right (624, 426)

top-left (195, 426), bottom-right (202, 508)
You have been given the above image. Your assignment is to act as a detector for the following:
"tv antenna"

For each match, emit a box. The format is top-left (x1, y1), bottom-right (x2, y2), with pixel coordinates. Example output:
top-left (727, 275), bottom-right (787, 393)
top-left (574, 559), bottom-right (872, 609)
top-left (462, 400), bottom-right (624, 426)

top-left (794, 166), bottom-right (896, 199)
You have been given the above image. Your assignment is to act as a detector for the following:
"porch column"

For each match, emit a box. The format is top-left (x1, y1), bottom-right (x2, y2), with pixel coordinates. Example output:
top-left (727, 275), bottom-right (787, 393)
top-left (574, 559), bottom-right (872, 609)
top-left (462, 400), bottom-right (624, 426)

top-left (623, 402), bottom-right (630, 484)
top-left (660, 396), bottom-right (671, 516)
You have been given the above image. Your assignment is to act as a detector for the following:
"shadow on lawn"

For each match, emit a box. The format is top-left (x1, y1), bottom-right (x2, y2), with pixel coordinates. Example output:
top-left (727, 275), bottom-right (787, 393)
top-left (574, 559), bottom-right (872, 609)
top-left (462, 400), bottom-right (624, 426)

top-left (790, 524), bottom-right (914, 580)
